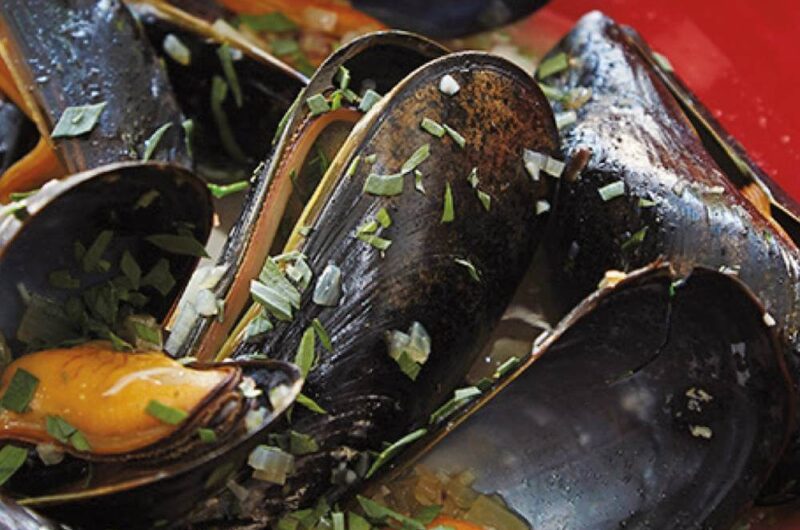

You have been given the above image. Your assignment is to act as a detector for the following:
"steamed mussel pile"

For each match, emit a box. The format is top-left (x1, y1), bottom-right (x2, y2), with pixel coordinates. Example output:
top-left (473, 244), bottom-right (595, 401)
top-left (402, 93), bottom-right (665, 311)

top-left (0, 1), bottom-right (799, 529)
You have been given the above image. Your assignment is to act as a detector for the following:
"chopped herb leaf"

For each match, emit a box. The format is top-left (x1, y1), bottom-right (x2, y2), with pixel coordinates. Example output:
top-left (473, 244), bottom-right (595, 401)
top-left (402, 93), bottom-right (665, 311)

top-left (51, 102), bottom-right (107, 138)
top-left (82, 230), bottom-right (113, 273)
top-left (555, 110), bottom-right (577, 129)
top-left (493, 356), bottom-right (521, 379)
top-left (454, 258), bottom-right (480, 282)
top-left (306, 93), bottom-right (330, 116)
top-left (396, 351), bottom-right (421, 380)
top-left (120, 251), bottom-right (141, 289)
top-left (415, 505), bottom-right (443, 525)
top-left (163, 34), bottom-right (191, 65)
top-left (348, 511), bottom-right (372, 530)
top-left (621, 226), bottom-right (649, 251)
top-left (208, 180), bottom-right (249, 199)
top-left (336, 66), bottom-right (351, 91)
top-left (537, 52), bottom-right (569, 79)
top-left (598, 181), bottom-right (625, 202)
top-left (467, 167), bottom-right (479, 188)
top-left (414, 169), bottom-right (425, 194)
top-left (1, 368), bottom-right (38, 413)
top-left (357, 496), bottom-right (425, 530)
top-left (135, 189), bottom-right (160, 210)
top-left (376, 208), bottom-right (392, 228)
top-left (142, 259), bottom-right (175, 296)
top-left (210, 76), bottom-right (248, 163)
top-left (441, 182), bottom-right (455, 223)
top-left (198, 428), bottom-right (217, 443)
top-left (271, 38), bottom-right (300, 57)
top-left (142, 122), bottom-right (172, 162)
top-left (108, 331), bottom-right (133, 352)
top-left (366, 428), bottom-right (427, 478)
top-left (421, 117), bottom-right (445, 138)
top-left (312, 318), bottom-right (332, 351)
top-left (332, 512), bottom-right (345, 530)
top-left (538, 83), bottom-right (564, 100)
top-left (401, 144), bottom-right (430, 174)
top-left (297, 393), bottom-right (327, 414)
top-left (182, 119), bottom-right (194, 159)
top-left (0, 445), bottom-right (28, 486)
top-left (217, 44), bottom-right (243, 108)
top-left (146, 400), bottom-right (188, 425)
top-left (289, 430), bottom-right (319, 455)
top-left (69, 430), bottom-right (90, 452)
top-left (49, 270), bottom-right (80, 290)
top-left (358, 89), bottom-right (382, 113)
top-left (639, 198), bottom-right (657, 208)
top-left (357, 220), bottom-right (378, 235)
top-left (364, 153), bottom-right (377, 164)
top-left (145, 233), bottom-right (209, 258)
top-left (476, 189), bottom-right (491, 211)
top-left (363, 173), bottom-right (403, 196)
top-left (652, 51), bottom-right (674, 72)
top-left (442, 124), bottom-right (465, 148)
top-left (429, 386), bottom-right (482, 424)
top-left (237, 12), bottom-right (297, 32)
top-left (295, 327), bottom-right (316, 377)
top-left (357, 233), bottom-right (392, 251)
top-left (345, 155), bottom-right (361, 178)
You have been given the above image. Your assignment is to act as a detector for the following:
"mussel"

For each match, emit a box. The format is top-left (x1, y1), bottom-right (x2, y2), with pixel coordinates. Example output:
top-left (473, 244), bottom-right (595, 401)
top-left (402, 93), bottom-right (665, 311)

top-left (539, 11), bottom-right (800, 501)
top-left (0, 162), bottom-right (305, 528)
top-left (0, 0), bottom-right (189, 197)
top-left (167, 30), bottom-right (559, 523)
top-left (373, 264), bottom-right (792, 529)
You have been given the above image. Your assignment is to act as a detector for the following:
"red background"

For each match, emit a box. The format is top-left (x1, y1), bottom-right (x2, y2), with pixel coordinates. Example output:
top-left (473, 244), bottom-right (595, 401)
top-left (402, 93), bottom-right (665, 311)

top-left (513, 0), bottom-right (800, 202)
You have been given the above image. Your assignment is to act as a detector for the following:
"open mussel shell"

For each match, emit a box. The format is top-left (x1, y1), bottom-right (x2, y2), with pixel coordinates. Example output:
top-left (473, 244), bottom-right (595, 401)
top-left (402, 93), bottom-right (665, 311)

top-left (130, 0), bottom-right (307, 179)
top-left (13, 359), bottom-right (302, 529)
top-left (168, 30), bottom-right (448, 361)
top-left (0, 162), bottom-right (212, 354)
top-left (209, 47), bottom-right (559, 517)
top-left (540, 11), bottom-right (800, 498)
top-left (376, 264), bottom-right (792, 530)
top-left (0, 0), bottom-right (189, 193)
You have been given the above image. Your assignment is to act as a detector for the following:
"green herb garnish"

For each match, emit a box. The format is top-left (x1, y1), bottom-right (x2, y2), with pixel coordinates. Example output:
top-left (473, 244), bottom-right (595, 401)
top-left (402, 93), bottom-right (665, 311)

top-left (208, 180), bottom-right (249, 199)
top-left (376, 208), bottom-right (392, 228)
top-left (312, 318), bottom-right (332, 352)
top-left (414, 169), bottom-right (425, 194)
top-left (0, 445), bottom-right (28, 486)
top-left (217, 44), bottom-right (243, 107)
top-left (46, 415), bottom-right (91, 451)
top-left (357, 233), bottom-right (392, 251)
top-left (142, 122), bottom-right (172, 162)
top-left (420, 117), bottom-right (445, 138)
top-left (621, 226), bottom-right (649, 251)
top-left (363, 173), bottom-right (403, 196)
top-left (295, 327), bottom-right (316, 377)
top-left (135, 189), bottom-right (160, 210)
top-left (366, 428), bottom-right (427, 478)
top-left (182, 118), bottom-right (195, 159)
top-left (82, 230), bottom-right (113, 273)
top-left (237, 12), bottom-right (297, 32)
top-left (145, 233), bottom-right (209, 258)
top-left (441, 182), bottom-right (455, 223)
top-left (120, 250), bottom-right (141, 289)
top-left (198, 428), bottom-right (217, 443)
top-left (467, 167), bottom-right (478, 188)
top-left (146, 400), bottom-right (188, 425)
top-left (638, 198), bottom-right (657, 208)
top-left (429, 386), bottom-right (481, 424)
top-left (493, 356), bottom-right (521, 379)
top-left (345, 156), bottom-right (361, 178)
top-left (598, 181), bottom-right (625, 202)
top-left (348, 511), bottom-right (372, 530)
top-left (358, 89), bottom-right (382, 113)
top-left (142, 259), bottom-right (175, 296)
top-left (454, 258), bottom-right (480, 282)
top-left (289, 430), bottom-right (319, 455)
top-left (306, 93), bottom-right (330, 116)
top-left (332, 512), bottom-right (345, 530)
top-left (477, 190), bottom-right (491, 211)
top-left (537, 52), bottom-right (569, 79)
top-left (49, 270), bottom-right (80, 290)
top-left (1, 368), bottom-right (38, 413)
top-left (336, 66), bottom-right (351, 91)
top-left (357, 496), bottom-right (425, 530)
top-left (443, 124), bottom-right (465, 148)
top-left (401, 143), bottom-right (430, 174)
top-left (538, 83), bottom-right (564, 101)
top-left (211, 76), bottom-right (249, 163)
top-left (51, 102), bottom-right (107, 138)
top-left (297, 392), bottom-right (327, 414)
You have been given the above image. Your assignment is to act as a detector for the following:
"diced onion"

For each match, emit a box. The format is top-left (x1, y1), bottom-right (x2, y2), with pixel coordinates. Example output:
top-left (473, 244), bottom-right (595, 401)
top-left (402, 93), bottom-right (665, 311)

top-left (439, 74), bottom-right (460, 96)
top-left (249, 445), bottom-right (295, 485)
top-left (313, 262), bottom-right (343, 307)
top-left (36, 443), bottom-right (64, 466)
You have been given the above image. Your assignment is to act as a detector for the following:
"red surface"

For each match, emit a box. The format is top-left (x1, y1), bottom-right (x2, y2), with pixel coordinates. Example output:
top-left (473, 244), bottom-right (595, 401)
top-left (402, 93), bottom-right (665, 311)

top-left (515, 0), bottom-right (800, 201)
